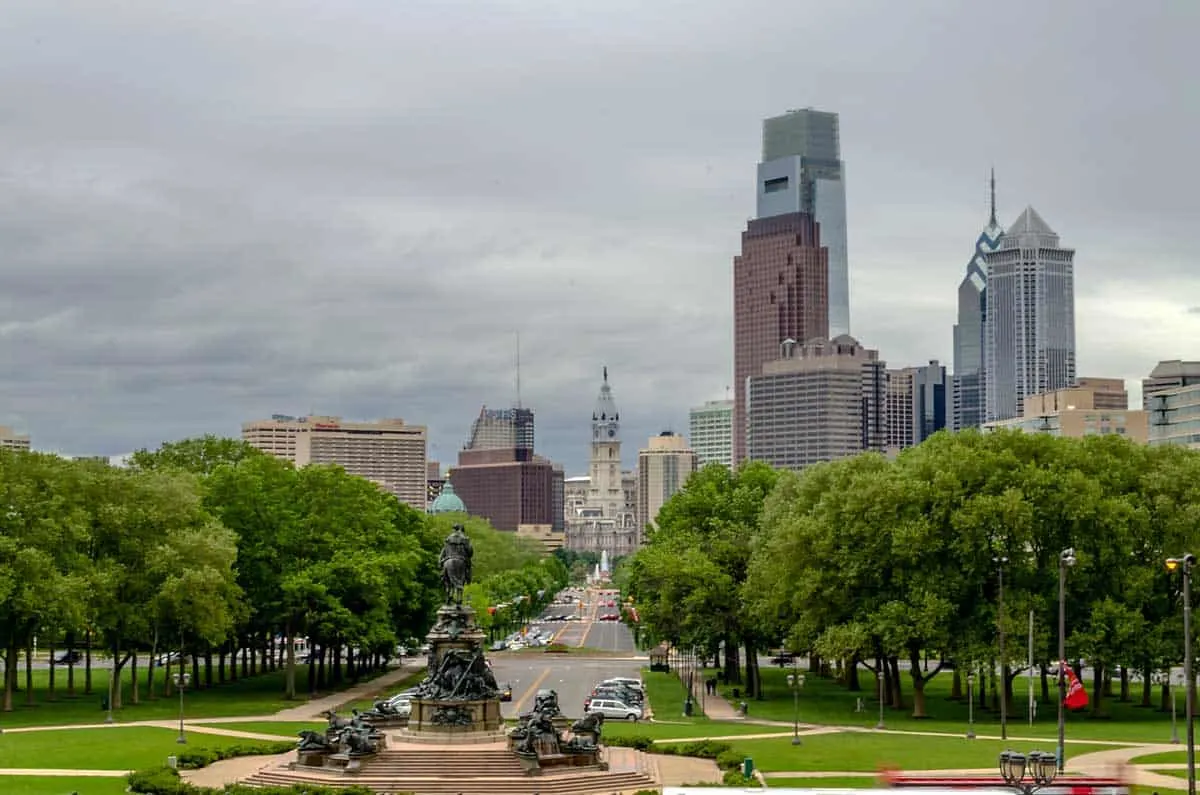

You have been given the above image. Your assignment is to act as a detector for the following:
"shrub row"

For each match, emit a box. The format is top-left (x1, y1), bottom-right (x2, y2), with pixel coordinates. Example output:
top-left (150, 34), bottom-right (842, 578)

top-left (175, 741), bottom-right (295, 770)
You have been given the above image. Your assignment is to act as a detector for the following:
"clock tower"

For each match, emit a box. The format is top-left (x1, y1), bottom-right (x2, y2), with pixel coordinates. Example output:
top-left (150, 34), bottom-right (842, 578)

top-left (587, 367), bottom-right (624, 519)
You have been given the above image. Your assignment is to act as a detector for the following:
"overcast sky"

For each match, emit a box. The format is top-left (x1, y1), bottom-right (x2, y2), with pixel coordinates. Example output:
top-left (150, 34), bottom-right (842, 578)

top-left (2, 1), bottom-right (1196, 474)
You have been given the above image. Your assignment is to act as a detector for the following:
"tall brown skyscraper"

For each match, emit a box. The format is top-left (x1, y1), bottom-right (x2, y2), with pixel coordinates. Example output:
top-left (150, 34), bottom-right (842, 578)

top-left (733, 212), bottom-right (829, 464)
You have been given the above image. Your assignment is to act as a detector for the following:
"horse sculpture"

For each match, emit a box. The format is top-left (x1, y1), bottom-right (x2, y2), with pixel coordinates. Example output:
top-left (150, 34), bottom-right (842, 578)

top-left (439, 524), bottom-right (473, 605)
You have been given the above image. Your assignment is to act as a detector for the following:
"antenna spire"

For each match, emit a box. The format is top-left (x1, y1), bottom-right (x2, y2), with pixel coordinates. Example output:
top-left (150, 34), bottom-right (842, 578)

top-left (989, 166), bottom-right (997, 227)
top-left (603, 366), bottom-right (608, 383)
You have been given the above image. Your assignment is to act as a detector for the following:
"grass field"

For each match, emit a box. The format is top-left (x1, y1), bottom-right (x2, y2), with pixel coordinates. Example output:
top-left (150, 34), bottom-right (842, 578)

top-left (716, 732), bottom-right (1114, 773)
top-left (0, 726), bottom-right (272, 770)
top-left (1129, 749), bottom-right (1191, 764)
top-left (642, 669), bottom-right (706, 722)
top-left (709, 665), bottom-right (1184, 743)
top-left (603, 720), bottom-right (788, 740)
top-left (0, 776), bottom-right (129, 795)
top-left (767, 775), bottom-right (880, 788)
top-left (0, 664), bottom-right (401, 729)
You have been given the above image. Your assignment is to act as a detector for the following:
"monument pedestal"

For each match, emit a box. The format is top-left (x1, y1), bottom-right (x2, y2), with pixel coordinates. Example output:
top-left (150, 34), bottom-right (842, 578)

top-left (409, 697), bottom-right (502, 733)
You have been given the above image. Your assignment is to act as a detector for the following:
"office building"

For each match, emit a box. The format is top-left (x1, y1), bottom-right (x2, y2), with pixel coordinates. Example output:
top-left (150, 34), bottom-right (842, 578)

top-left (886, 361), bottom-right (951, 452)
top-left (464, 406), bottom-right (535, 455)
top-left (984, 207), bottom-right (1076, 422)
top-left (427, 461), bottom-right (445, 505)
top-left (986, 379), bottom-right (1147, 442)
top-left (450, 450), bottom-right (564, 533)
top-left (0, 427), bottom-right (30, 451)
top-left (688, 399), bottom-right (733, 469)
top-left (952, 170), bottom-right (1005, 430)
top-left (1143, 361), bottom-right (1200, 407)
top-left (1148, 385), bottom-right (1200, 449)
top-left (242, 414), bottom-right (427, 509)
top-left (635, 432), bottom-right (698, 536)
top-left (747, 336), bottom-right (887, 470)
top-left (733, 212), bottom-right (829, 464)
top-left (757, 108), bottom-right (849, 337)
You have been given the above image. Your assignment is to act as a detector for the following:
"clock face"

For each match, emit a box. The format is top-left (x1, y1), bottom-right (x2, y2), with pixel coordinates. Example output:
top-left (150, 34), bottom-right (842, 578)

top-left (608, 429), bottom-right (616, 438)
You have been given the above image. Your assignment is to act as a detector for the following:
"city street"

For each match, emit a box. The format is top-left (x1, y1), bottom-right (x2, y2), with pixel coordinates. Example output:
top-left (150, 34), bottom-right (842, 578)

top-left (491, 655), bottom-right (643, 720)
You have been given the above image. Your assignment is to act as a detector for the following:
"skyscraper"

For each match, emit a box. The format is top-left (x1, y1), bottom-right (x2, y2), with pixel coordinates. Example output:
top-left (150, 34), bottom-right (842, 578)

top-left (984, 207), bottom-right (1077, 422)
top-left (464, 406), bottom-right (535, 459)
top-left (886, 361), bottom-right (951, 451)
top-left (688, 399), bottom-right (733, 469)
top-left (756, 108), bottom-right (849, 337)
top-left (952, 170), bottom-right (1004, 431)
top-left (732, 213), bottom-right (829, 464)
top-left (635, 432), bottom-right (698, 538)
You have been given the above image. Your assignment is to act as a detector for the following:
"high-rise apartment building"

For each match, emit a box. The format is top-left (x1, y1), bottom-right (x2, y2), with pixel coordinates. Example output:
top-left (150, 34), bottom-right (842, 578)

top-left (885, 361), bottom-right (950, 452)
top-left (0, 426), bottom-right (31, 451)
top-left (747, 336), bottom-right (887, 471)
top-left (984, 207), bottom-right (1076, 422)
top-left (1148, 385), bottom-right (1200, 449)
top-left (688, 399), bottom-right (733, 469)
top-left (733, 212), bottom-right (829, 464)
top-left (635, 432), bottom-right (697, 537)
top-left (757, 108), bottom-right (849, 338)
top-left (242, 414), bottom-right (427, 509)
top-left (952, 172), bottom-right (1005, 430)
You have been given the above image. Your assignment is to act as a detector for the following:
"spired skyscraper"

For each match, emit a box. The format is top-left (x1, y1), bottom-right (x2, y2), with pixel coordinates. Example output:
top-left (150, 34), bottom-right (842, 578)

top-left (983, 207), bottom-right (1077, 422)
top-left (756, 108), bottom-right (850, 337)
top-left (952, 171), bottom-right (1005, 430)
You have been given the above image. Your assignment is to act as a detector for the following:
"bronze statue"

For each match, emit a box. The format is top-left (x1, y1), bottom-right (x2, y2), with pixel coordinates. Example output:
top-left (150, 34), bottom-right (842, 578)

top-left (297, 729), bottom-right (336, 753)
top-left (439, 524), bottom-right (474, 605)
top-left (415, 647), bottom-right (498, 701)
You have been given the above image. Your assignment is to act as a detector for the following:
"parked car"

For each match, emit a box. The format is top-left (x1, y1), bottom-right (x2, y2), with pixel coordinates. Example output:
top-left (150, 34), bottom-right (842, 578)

top-left (585, 698), bottom-right (642, 721)
top-left (383, 693), bottom-right (413, 717)
top-left (54, 650), bottom-right (82, 665)
top-left (600, 677), bottom-right (643, 693)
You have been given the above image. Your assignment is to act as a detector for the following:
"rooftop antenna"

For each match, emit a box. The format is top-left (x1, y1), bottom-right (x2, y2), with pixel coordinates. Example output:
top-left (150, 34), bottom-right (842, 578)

top-left (989, 166), bottom-right (998, 227)
top-left (515, 331), bottom-right (522, 409)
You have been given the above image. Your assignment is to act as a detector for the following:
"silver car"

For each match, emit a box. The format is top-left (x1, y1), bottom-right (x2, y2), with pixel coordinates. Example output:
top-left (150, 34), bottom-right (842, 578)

top-left (585, 698), bottom-right (642, 721)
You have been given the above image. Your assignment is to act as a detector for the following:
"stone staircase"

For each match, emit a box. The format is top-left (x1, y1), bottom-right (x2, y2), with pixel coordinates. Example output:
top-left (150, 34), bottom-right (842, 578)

top-left (241, 743), bottom-right (661, 794)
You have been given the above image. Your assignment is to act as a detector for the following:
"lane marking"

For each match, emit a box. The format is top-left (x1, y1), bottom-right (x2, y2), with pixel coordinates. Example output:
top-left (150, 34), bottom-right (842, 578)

top-left (511, 667), bottom-right (551, 714)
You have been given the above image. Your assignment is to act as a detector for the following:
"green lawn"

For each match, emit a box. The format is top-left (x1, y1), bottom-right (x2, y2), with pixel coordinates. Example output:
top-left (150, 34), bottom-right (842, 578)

top-left (768, 775), bottom-right (880, 788)
top-left (642, 669), bottom-right (706, 722)
top-left (717, 732), bottom-right (1113, 773)
top-left (0, 664), bottom-right (401, 729)
top-left (1131, 749), bottom-right (1190, 764)
top-left (603, 720), bottom-right (788, 741)
top-left (0, 776), bottom-right (130, 795)
top-left (717, 665), bottom-right (1185, 743)
top-left (0, 726), bottom-right (274, 770)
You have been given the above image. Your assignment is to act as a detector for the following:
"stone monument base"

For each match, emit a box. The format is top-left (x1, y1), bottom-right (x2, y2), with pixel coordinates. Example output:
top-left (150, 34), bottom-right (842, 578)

top-left (408, 697), bottom-right (502, 734)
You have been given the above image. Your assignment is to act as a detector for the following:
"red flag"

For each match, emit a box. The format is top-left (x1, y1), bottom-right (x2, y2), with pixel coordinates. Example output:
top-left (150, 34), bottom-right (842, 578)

top-left (1062, 662), bottom-right (1089, 709)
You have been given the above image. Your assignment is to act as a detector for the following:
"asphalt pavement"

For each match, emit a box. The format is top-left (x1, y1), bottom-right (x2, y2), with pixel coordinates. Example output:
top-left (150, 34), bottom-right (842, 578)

top-left (490, 655), bottom-right (643, 720)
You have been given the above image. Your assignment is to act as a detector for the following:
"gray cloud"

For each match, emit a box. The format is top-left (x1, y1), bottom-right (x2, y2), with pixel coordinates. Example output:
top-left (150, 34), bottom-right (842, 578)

top-left (0, 0), bottom-right (1196, 470)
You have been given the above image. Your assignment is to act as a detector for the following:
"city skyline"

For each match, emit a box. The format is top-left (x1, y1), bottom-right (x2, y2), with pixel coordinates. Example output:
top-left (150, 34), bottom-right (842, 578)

top-left (2, 1), bottom-right (1195, 475)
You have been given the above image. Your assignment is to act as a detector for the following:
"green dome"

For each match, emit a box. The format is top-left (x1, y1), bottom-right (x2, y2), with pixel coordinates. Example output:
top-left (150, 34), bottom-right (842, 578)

top-left (429, 481), bottom-right (467, 514)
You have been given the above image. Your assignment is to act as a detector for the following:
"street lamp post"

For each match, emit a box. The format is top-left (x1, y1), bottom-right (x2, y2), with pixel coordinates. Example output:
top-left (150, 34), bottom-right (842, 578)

top-left (1167, 553), bottom-right (1197, 795)
top-left (967, 671), bottom-right (976, 739)
top-left (999, 750), bottom-right (1059, 795)
top-left (1057, 547), bottom-right (1076, 773)
top-left (876, 668), bottom-right (886, 730)
top-left (173, 670), bottom-right (191, 744)
top-left (787, 666), bottom-right (805, 746)
top-left (996, 556), bottom-right (1009, 741)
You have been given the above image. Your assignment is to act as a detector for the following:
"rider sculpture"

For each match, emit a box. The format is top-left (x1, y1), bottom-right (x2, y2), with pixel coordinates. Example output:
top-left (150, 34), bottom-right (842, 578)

top-left (440, 523), bottom-right (474, 605)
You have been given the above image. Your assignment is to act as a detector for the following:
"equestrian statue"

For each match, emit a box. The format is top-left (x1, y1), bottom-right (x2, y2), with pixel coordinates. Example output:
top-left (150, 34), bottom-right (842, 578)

top-left (440, 523), bottom-right (474, 605)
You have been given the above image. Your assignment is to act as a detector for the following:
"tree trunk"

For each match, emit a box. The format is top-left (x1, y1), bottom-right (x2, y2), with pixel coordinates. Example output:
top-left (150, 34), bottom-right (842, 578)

top-left (218, 648), bottom-right (226, 685)
top-left (723, 638), bottom-right (740, 685)
top-left (1040, 664), bottom-right (1050, 703)
top-left (1119, 666), bottom-right (1130, 702)
top-left (146, 632), bottom-right (159, 700)
top-left (1162, 680), bottom-right (1172, 713)
top-left (332, 644), bottom-right (343, 686)
top-left (240, 637), bottom-right (248, 678)
top-left (66, 631), bottom-right (76, 697)
top-left (3, 640), bottom-right (16, 711)
top-left (191, 650), bottom-right (200, 688)
top-left (809, 653), bottom-right (821, 674)
top-left (307, 648), bottom-right (317, 694)
top-left (130, 652), bottom-right (139, 705)
top-left (84, 630), bottom-right (93, 695)
top-left (888, 656), bottom-right (903, 709)
top-left (1091, 663), bottom-right (1105, 715)
top-left (847, 655), bottom-right (861, 691)
top-left (111, 643), bottom-right (127, 710)
top-left (204, 651), bottom-right (213, 688)
top-left (25, 644), bottom-right (33, 706)
top-left (285, 618), bottom-right (296, 700)
top-left (951, 667), bottom-right (963, 700)
top-left (48, 640), bottom-right (57, 701)
top-left (744, 639), bottom-right (760, 699)
top-left (1140, 665), bottom-right (1152, 708)
top-left (978, 666), bottom-right (987, 709)
top-left (249, 637), bottom-right (258, 677)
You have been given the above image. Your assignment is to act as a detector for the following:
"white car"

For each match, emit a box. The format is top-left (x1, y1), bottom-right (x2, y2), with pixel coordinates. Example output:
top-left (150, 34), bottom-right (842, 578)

top-left (586, 698), bottom-right (642, 721)
top-left (602, 677), bottom-right (644, 692)
top-left (384, 693), bottom-right (413, 717)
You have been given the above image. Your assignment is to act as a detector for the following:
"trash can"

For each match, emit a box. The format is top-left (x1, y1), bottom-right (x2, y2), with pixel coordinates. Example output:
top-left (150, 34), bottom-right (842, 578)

top-left (742, 757), bottom-right (754, 778)
top-left (739, 700), bottom-right (748, 716)
top-left (731, 687), bottom-right (740, 699)
top-left (167, 755), bottom-right (178, 770)
top-left (683, 699), bottom-right (693, 717)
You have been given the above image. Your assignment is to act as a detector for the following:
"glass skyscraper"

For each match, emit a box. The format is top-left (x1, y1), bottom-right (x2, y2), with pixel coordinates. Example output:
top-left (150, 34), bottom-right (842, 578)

top-left (754, 108), bottom-right (850, 337)
top-left (952, 172), bottom-right (1004, 430)
top-left (983, 207), bottom-right (1076, 422)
